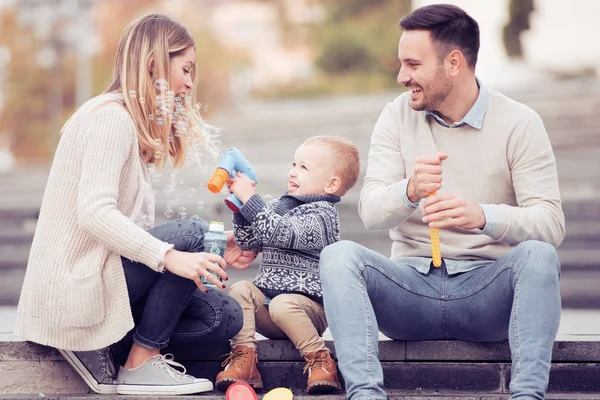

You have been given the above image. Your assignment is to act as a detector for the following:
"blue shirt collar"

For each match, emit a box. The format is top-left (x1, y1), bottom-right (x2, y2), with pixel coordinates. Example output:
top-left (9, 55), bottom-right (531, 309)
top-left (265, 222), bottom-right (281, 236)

top-left (425, 77), bottom-right (489, 129)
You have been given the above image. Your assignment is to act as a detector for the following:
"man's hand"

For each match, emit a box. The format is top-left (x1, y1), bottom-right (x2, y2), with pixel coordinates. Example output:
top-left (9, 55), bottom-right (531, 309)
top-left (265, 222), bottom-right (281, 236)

top-left (407, 153), bottom-right (448, 203)
top-left (226, 172), bottom-right (256, 204)
top-left (421, 193), bottom-right (486, 230)
top-left (224, 230), bottom-right (257, 270)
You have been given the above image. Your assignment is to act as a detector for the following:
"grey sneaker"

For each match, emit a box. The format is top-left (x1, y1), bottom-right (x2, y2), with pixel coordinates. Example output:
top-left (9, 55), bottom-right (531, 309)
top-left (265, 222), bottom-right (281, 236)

top-left (116, 353), bottom-right (213, 395)
top-left (58, 348), bottom-right (117, 394)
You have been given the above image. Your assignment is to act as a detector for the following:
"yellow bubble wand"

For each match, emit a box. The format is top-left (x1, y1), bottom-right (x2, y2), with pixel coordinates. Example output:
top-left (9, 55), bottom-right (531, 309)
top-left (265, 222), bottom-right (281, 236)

top-left (429, 191), bottom-right (442, 267)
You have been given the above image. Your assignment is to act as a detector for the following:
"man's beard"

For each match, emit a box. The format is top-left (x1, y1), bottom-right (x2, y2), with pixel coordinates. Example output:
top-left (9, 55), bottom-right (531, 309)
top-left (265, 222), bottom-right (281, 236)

top-left (411, 69), bottom-right (453, 112)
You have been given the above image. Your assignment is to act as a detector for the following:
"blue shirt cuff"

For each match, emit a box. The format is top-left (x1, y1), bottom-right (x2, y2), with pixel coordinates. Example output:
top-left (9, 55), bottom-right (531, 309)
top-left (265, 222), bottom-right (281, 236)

top-left (479, 204), bottom-right (497, 235)
top-left (400, 179), bottom-right (420, 208)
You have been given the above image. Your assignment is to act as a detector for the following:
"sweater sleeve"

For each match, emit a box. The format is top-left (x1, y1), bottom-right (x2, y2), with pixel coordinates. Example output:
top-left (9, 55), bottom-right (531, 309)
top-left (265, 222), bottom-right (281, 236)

top-left (240, 194), bottom-right (339, 251)
top-left (482, 113), bottom-right (565, 247)
top-left (76, 104), bottom-right (166, 270)
top-left (232, 212), bottom-right (263, 251)
top-left (359, 103), bottom-right (421, 230)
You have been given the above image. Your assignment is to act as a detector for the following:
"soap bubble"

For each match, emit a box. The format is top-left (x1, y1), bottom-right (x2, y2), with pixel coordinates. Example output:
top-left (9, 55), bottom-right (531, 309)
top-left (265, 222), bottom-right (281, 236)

top-left (153, 150), bottom-right (162, 160)
top-left (188, 188), bottom-right (197, 197)
top-left (155, 79), bottom-right (168, 91)
top-left (197, 200), bottom-right (205, 210)
top-left (178, 207), bottom-right (187, 217)
top-left (164, 207), bottom-right (174, 218)
top-left (128, 89), bottom-right (136, 98)
top-left (264, 194), bottom-right (273, 202)
top-left (152, 173), bottom-right (163, 182)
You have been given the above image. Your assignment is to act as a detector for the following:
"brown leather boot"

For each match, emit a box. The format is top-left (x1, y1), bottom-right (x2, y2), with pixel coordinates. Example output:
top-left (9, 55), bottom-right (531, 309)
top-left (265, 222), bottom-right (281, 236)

top-left (216, 345), bottom-right (263, 392)
top-left (303, 350), bottom-right (341, 394)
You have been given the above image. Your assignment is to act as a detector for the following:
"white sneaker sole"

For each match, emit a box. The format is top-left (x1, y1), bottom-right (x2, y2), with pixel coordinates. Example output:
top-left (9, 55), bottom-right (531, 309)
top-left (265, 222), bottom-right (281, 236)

top-left (58, 349), bottom-right (117, 395)
top-left (116, 380), bottom-right (214, 395)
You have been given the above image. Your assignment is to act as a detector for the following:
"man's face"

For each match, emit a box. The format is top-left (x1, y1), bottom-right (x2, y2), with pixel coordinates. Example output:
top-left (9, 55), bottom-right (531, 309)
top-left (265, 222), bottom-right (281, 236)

top-left (397, 30), bottom-right (453, 112)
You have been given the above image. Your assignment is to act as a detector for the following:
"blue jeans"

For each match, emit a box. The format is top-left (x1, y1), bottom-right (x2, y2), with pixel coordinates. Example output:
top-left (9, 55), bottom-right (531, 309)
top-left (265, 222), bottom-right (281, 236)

top-left (320, 240), bottom-right (561, 400)
top-left (112, 216), bottom-right (243, 364)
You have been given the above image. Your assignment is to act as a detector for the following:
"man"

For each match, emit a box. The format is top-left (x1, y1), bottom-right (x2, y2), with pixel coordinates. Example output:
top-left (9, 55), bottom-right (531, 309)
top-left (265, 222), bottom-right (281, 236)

top-left (320, 4), bottom-right (565, 400)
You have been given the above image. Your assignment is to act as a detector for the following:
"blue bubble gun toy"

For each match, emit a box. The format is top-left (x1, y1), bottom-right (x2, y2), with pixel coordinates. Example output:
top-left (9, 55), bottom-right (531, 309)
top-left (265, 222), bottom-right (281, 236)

top-left (207, 147), bottom-right (257, 213)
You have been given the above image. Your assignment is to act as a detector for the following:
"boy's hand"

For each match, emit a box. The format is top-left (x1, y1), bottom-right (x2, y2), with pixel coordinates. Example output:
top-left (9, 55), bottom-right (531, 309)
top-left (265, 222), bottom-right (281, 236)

top-left (224, 230), bottom-right (257, 270)
top-left (227, 172), bottom-right (256, 204)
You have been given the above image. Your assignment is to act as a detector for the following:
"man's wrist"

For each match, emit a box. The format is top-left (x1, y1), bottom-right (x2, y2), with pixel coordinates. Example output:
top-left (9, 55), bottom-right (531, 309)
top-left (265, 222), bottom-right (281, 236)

top-left (406, 177), bottom-right (420, 204)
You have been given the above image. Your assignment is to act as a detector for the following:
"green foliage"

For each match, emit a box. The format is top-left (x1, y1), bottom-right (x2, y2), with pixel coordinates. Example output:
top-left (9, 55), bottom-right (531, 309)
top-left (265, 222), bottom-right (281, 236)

top-left (317, 28), bottom-right (376, 74)
top-left (270, 0), bottom-right (411, 98)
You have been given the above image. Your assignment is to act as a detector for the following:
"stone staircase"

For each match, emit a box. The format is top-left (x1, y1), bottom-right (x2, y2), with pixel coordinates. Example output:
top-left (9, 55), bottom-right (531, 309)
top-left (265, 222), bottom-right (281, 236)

top-left (2, 336), bottom-right (600, 399)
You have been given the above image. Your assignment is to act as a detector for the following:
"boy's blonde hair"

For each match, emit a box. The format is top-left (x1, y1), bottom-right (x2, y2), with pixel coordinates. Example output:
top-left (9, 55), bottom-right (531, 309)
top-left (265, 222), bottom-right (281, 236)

top-left (303, 135), bottom-right (360, 196)
top-left (104, 14), bottom-right (205, 168)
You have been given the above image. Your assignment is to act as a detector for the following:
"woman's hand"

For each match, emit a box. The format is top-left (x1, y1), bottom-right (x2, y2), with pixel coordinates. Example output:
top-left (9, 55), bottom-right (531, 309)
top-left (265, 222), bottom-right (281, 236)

top-left (224, 230), bottom-right (257, 270)
top-left (164, 249), bottom-right (227, 292)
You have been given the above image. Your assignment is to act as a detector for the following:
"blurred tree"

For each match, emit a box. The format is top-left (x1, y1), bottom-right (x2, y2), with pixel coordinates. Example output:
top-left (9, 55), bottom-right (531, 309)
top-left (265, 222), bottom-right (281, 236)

top-left (0, 0), bottom-right (236, 162)
top-left (0, 8), bottom-right (75, 160)
top-left (275, 0), bottom-right (410, 97)
top-left (502, 0), bottom-right (535, 58)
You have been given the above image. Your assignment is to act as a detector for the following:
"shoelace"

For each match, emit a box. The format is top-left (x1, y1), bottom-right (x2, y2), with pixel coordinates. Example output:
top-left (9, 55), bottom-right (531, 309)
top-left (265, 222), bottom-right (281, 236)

top-left (220, 348), bottom-right (248, 368)
top-left (303, 354), bottom-right (329, 375)
top-left (152, 354), bottom-right (189, 382)
top-left (96, 347), bottom-right (117, 379)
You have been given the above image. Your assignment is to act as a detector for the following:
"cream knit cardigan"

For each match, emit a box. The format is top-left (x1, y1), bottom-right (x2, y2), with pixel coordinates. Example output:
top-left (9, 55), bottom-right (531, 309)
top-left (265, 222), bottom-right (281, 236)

top-left (14, 93), bottom-right (166, 351)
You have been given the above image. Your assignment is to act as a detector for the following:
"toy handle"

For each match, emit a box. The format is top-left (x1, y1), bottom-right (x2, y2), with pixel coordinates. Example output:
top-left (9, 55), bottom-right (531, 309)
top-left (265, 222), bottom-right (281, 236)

top-left (224, 195), bottom-right (243, 213)
top-left (428, 191), bottom-right (442, 267)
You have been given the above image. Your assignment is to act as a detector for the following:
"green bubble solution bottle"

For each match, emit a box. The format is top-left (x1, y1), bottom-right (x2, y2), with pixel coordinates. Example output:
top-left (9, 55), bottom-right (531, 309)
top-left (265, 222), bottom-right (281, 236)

top-left (202, 221), bottom-right (227, 286)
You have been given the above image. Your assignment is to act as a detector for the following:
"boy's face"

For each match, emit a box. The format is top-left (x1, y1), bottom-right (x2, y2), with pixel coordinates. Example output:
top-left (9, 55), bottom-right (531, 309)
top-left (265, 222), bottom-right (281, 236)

top-left (288, 143), bottom-right (339, 196)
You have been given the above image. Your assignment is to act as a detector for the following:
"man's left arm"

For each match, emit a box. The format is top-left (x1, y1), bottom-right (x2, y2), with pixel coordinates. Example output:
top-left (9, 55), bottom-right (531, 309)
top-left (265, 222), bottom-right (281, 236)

top-left (422, 114), bottom-right (565, 247)
top-left (480, 114), bottom-right (565, 246)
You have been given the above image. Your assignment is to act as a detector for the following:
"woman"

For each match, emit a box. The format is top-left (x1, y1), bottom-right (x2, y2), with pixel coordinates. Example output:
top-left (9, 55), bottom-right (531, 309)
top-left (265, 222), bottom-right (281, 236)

top-left (13, 14), bottom-right (254, 396)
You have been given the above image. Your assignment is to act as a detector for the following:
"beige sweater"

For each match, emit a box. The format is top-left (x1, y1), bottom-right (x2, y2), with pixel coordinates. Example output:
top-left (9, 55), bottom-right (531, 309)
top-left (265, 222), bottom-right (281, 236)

top-left (14, 93), bottom-right (166, 351)
top-left (359, 90), bottom-right (565, 262)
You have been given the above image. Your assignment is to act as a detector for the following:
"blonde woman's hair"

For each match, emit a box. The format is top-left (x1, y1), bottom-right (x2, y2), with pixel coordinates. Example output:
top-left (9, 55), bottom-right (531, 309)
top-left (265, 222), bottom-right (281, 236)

top-left (105, 14), bottom-right (204, 168)
top-left (303, 135), bottom-right (361, 195)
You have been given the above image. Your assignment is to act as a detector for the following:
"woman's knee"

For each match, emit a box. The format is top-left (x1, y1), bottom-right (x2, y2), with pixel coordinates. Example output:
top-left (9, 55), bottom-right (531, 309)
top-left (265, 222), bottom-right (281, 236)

top-left (149, 216), bottom-right (209, 252)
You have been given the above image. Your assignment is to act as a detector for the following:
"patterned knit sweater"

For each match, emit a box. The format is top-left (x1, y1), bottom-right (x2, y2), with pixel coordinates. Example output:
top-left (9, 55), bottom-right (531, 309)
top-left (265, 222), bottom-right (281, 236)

top-left (233, 193), bottom-right (341, 302)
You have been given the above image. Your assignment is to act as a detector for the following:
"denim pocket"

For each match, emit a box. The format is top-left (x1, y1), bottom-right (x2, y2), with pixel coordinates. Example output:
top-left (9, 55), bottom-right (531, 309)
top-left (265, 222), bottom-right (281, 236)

top-left (61, 270), bottom-right (106, 328)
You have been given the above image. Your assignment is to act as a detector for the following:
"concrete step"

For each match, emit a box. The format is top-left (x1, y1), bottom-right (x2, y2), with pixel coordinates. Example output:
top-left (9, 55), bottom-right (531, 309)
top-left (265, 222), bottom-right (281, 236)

top-left (2, 338), bottom-right (600, 397)
top-left (5, 394), bottom-right (600, 400)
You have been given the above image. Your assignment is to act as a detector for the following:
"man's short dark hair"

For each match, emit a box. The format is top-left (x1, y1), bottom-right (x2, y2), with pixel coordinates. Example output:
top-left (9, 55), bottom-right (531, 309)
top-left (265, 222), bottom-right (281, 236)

top-left (399, 4), bottom-right (480, 68)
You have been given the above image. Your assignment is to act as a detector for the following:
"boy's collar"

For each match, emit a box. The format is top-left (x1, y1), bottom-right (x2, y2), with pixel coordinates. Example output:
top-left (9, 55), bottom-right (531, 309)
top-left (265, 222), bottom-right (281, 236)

top-left (281, 193), bottom-right (341, 204)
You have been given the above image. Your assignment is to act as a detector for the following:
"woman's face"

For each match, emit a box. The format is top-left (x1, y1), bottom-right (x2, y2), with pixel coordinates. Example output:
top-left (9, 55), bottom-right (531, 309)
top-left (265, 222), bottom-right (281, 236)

top-left (170, 46), bottom-right (195, 97)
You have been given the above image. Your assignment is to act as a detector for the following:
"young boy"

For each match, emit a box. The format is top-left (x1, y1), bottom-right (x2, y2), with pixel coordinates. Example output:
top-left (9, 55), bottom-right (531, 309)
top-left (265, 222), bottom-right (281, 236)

top-left (215, 136), bottom-right (360, 394)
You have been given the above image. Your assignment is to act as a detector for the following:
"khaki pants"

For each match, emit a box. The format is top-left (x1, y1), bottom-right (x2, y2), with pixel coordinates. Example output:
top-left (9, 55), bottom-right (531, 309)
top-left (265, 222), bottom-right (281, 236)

top-left (228, 280), bottom-right (328, 356)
